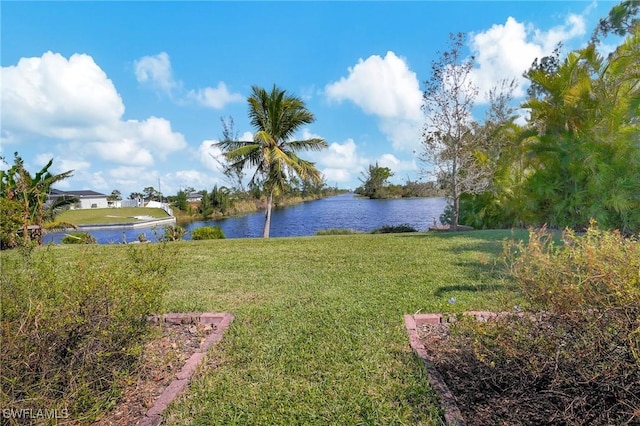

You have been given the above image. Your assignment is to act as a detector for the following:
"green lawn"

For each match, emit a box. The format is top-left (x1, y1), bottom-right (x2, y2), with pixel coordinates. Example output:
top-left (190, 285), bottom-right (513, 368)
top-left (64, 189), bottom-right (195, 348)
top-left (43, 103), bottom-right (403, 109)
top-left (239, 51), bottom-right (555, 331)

top-left (6, 230), bottom-right (526, 424)
top-left (157, 230), bottom-right (525, 425)
top-left (56, 207), bottom-right (169, 225)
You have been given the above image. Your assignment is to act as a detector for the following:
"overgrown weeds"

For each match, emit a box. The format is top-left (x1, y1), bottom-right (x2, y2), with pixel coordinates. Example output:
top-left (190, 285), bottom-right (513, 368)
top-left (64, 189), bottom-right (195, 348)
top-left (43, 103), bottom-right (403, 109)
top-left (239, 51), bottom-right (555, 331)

top-left (437, 223), bottom-right (640, 425)
top-left (0, 243), bottom-right (177, 424)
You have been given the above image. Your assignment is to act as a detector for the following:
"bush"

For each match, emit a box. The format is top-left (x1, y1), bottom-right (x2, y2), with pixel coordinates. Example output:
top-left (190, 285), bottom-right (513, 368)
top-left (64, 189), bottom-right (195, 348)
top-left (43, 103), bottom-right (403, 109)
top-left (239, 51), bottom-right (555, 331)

top-left (0, 198), bottom-right (22, 250)
top-left (440, 223), bottom-right (640, 425)
top-left (0, 243), bottom-right (176, 423)
top-left (161, 225), bottom-right (186, 242)
top-left (315, 228), bottom-right (360, 235)
top-left (371, 224), bottom-right (418, 234)
top-left (61, 232), bottom-right (97, 244)
top-left (191, 226), bottom-right (225, 240)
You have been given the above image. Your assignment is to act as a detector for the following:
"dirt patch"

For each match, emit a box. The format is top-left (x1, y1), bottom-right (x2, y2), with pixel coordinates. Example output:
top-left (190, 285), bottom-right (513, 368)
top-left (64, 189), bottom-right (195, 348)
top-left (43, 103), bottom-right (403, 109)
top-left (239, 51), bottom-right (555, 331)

top-left (92, 321), bottom-right (215, 426)
top-left (413, 315), bottom-right (640, 426)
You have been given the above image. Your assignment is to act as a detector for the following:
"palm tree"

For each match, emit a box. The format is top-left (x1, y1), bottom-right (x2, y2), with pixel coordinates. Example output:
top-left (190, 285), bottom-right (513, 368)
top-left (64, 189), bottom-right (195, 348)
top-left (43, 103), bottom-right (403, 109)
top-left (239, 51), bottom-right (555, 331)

top-left (215, 85), bottom-right (327, 237)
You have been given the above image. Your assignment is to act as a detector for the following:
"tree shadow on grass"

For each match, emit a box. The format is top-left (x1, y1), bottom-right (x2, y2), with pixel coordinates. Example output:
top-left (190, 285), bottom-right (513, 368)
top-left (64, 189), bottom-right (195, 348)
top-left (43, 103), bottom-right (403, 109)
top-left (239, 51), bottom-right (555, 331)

top-left (433, 283), bottom-right (515, 297)
top-left (397, 230), bottom-right (524, 257)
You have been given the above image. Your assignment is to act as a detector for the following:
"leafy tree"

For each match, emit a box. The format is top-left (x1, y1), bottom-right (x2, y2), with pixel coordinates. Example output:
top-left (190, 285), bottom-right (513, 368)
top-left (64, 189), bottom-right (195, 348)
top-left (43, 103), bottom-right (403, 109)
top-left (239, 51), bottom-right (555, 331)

top-left (356, 163), bottom-right (394, 199)
top-left (421, 33), bottom-right (515, 229)
top-left (107, 189), bottom-right (122, 202)
top-left (129, 192), bottom-right (144, 201)
top-left (0, 153), bottom-right (75, 245)
top-left (592, 0), bottom-right (639, 42)
top-left (211, 185), bottom-right (232, 213)
top-left (173, 190), bottom-right (188, 211)
top-left (198, 190), bottom-right (214, 219)
top-left (215, 85), bottom-right (327, 237)
top-left (143, 186), bottom-right (162, 202)
top-left (522, 30), bottom-right (640, 233)
top-left (218, 116), bottom-right (246, 193)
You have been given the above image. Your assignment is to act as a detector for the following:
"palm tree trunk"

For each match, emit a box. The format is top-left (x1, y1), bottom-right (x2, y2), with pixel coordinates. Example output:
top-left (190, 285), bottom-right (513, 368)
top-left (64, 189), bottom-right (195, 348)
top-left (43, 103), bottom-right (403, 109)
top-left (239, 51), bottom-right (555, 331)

top-left (263, 192), bottom-right (273, 238)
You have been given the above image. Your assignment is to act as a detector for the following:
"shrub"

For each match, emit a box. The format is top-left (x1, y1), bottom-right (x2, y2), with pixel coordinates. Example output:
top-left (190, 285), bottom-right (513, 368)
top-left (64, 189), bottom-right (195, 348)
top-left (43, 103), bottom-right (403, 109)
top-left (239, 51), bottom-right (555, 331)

top-left (0, 198), bottom-right (22, 250)
top-left (441, 223), bottom-right (640, 425)
top-left (61, 232), bottom-right (97, 244)
top-left (371, 224), bottom-right (418, 234)
top-left (0, 243), bottom-right (176, 422)
top-left (315, 228), bottom-right (360, 235)
top-left (191, 226), bottom-right (225, 240)
top-left (162, 225), bottom-right (186, 242)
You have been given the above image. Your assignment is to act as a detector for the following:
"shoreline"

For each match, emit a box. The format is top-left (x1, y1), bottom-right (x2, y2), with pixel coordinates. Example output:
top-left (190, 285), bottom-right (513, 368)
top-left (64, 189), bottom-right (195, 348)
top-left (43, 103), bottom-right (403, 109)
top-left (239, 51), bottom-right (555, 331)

top-left (75, 216), bottom-right (176, 231)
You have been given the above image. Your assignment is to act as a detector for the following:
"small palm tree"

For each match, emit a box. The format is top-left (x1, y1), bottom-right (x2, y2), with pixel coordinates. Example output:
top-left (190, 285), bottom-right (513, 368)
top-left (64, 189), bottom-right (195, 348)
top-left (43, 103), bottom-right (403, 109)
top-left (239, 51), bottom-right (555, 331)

top-left (1, 153), bottom-right (75, 245)
top-left (215, 85), bottom-right (328, 237)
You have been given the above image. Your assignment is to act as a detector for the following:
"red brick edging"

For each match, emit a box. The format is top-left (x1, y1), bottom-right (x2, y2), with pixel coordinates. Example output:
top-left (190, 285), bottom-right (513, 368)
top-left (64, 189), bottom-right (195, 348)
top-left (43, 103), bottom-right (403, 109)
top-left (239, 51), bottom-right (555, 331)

top-left (139, 313), bottom-right (234, 426)
top-left (404, 314), bottom-right (466, 426)
top-left (404, 311), bottom-right (512, 425)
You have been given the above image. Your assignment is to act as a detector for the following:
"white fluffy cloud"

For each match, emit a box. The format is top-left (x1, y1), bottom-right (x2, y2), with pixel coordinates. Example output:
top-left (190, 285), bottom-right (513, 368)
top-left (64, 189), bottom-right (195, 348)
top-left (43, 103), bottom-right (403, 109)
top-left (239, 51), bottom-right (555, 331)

top-left (188, 82), bottom-right (244, 109)
top-left (1, 52), bottom-right (187, 168)
top-left (2, 52), bottom-right (124, 138)
top-left (309, 138), bottom-right (369, 184)
top-left (325, 51), bottom-right (423, 152)
top-left (197, 140), bottom-right (226, 173)
top-left (166, 170), bottom-right (220, 193)
top-left (470, 13), bottom-right (587, 102)
top-left (326, 51), bottom-right (421, 120)
top-left (134, 52), bottom-right (177, 94)
top-left (377, 153), bottom-right (417, 174)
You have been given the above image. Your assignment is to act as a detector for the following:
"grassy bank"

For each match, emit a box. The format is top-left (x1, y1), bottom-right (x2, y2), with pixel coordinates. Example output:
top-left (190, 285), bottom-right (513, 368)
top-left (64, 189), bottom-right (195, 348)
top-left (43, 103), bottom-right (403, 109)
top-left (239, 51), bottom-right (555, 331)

top-left (56, 207), bottom-right (169, 225)
top-left (1, 230), bottom-right (526, 424)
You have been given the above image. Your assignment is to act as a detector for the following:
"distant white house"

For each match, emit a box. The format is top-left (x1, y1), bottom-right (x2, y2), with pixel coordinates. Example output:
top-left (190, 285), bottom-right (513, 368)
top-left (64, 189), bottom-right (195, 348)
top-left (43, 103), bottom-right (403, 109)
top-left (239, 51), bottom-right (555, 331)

top-left (48, 189), bottom-right (109, 209)
top-left (187, 192), bottom-right (203, 202)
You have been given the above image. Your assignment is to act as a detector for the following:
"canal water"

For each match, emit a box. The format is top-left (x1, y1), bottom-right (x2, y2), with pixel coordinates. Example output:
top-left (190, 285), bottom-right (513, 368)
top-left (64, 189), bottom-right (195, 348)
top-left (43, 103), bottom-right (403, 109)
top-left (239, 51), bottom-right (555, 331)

top-left (44, 193), bottom-right (447, 243)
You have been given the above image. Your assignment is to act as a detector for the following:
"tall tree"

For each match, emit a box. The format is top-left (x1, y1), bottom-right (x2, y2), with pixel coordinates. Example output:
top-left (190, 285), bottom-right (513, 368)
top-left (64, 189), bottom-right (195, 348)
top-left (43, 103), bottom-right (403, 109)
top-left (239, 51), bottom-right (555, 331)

top-left (522, 26), bottom-right (640, 232)
top-left (218, 116), bottom-right (246, 193)
top-left (215, 85), bottom-right (327, 237)
top-left (356, 163), bottom-right (394, 199)
top-left (107, 189), bottom-right (122, 202)
top-left (421, 33), bottom-right (483, 230)
top-left (142, 186), bottom-right (162, 202)
top-left (592, 0), bottom-right (639, 42)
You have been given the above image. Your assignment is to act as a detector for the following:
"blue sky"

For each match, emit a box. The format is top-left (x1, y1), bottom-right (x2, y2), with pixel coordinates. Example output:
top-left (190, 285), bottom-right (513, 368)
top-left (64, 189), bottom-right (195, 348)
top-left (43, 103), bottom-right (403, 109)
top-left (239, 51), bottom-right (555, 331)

top-left (1, 1), bottom-right (616, 196)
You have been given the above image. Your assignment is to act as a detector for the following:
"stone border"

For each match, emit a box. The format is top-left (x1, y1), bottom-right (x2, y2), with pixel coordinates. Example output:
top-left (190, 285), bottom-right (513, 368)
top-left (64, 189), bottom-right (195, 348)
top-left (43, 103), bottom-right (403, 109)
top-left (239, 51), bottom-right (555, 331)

top-left (404, 314), bottom-right (466, 426)
top-left (405, 311), bottom-right (519, 425)
top-left (139, 313), bottom-right (234, 426)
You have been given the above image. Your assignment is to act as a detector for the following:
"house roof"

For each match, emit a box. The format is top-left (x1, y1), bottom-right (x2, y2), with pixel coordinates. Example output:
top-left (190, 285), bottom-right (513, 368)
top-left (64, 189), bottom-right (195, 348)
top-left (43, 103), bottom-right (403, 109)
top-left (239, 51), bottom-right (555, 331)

top-left (49, 189), bottom-right (107, 198)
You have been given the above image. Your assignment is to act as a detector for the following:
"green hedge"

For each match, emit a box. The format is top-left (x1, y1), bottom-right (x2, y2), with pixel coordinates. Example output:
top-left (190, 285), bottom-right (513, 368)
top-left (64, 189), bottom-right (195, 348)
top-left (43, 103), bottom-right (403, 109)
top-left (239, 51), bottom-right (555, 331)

top-left (191, 226), bottom-right (225, 240)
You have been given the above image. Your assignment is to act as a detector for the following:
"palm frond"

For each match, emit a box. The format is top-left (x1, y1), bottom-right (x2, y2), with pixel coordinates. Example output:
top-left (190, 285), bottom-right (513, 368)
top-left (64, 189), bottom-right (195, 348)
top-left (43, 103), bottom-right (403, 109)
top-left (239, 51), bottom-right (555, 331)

top-left (285, 138), bottom-right (328, 152)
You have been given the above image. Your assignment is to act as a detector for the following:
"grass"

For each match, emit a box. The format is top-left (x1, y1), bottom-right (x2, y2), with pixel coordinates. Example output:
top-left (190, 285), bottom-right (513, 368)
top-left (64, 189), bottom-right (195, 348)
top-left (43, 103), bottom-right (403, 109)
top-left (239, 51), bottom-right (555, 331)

top-left (56, 207), bottom-right (169, 225)
top-left (4, 229), bottom-right (526, 424)
top-left (160, 229), bottom-right (526, 425)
